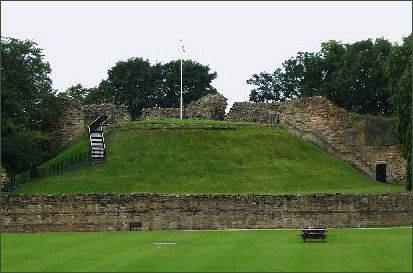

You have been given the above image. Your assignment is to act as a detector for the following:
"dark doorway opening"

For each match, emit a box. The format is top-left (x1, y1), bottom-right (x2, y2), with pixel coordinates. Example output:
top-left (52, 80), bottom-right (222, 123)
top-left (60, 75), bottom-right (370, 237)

top-left (129, 222), bottom-right (143, 231)
top-left (376, 164), bottom-right (387, 183)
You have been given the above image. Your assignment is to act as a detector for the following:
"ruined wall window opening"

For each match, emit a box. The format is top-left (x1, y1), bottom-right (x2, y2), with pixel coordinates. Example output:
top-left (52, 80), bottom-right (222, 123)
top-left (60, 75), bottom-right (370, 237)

top-left (129, 222), bottom-right (143, 231)
top-left (376, 164), bottom-right (387, 183)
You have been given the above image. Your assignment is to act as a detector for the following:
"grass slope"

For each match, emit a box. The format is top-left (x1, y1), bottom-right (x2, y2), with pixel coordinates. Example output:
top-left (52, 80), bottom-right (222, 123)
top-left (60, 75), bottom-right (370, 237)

top-left (14, 119), bottom-right (404, 194)
top-left (1, 228), bottom-right (411, 272)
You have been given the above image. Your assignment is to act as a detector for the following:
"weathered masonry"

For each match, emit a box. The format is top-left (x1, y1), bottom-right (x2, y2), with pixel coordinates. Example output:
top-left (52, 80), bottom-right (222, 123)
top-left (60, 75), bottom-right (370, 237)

top-left (54, 97), bottom-right (131, 149)
top-left (1, 192), bottom-right (410, 232)
top-left (141, 93), bottom-right (227, 121)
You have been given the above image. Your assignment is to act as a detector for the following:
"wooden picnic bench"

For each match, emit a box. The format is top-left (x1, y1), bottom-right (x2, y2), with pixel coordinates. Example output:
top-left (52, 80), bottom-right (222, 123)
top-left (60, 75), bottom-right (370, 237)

top-left (300, 227), bottom-right (327, 241)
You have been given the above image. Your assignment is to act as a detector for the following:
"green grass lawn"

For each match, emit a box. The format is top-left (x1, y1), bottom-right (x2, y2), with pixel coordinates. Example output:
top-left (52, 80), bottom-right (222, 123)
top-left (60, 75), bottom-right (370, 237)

top-left (1, 228), bottom-right (411, 272)
top-left (13, 119), bottom-right (404, 195)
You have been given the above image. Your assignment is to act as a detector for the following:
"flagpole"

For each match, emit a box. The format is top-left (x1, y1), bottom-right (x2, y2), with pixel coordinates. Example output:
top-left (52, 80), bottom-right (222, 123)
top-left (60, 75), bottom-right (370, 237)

top-left (180, 57), bottom-right (183, 120)
top-left (180, 40), bottom-right (184, 120)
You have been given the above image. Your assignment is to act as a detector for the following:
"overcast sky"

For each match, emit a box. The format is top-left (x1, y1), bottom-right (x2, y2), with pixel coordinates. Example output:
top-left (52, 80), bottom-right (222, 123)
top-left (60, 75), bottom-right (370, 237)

top-left (1, 1), bottom-right (412, 110)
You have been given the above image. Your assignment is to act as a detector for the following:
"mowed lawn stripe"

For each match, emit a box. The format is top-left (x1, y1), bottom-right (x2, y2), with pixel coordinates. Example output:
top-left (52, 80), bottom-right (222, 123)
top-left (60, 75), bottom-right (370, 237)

top-left (1, 228), bottom-right (411, 272)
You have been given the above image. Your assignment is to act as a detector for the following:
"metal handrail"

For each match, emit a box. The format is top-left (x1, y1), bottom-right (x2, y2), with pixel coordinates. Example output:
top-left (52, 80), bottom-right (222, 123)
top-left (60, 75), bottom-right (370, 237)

top-left (88, 115), bottom-right (111, 133)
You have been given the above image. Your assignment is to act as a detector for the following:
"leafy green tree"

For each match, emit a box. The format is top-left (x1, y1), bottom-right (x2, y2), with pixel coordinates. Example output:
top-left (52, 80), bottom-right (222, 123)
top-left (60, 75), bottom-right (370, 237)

top-left (247, 69), bottom-right (286, 102)
top-left (101, 57), bottom-right (158, 118)
top-left (329, 39), bottom-right (393, 115)
top-left (58, 84), bottom-right (88, 102)
top-left (99, 58), bottom-right (217, 118)
top-left (1, 37), bottom-right (59, 173)
top-left (282, 52), bottom-right (325, 99)
top-left (387, 34), bottom-right (412, 190)
top-left (159, 60), bottom-right (217, 108)
top-left (58, 83), bottom-right (109, 105)
top-left (248, 38), bottom-right (394, 116)
top-left (83, 84), bottom-right (112, 105)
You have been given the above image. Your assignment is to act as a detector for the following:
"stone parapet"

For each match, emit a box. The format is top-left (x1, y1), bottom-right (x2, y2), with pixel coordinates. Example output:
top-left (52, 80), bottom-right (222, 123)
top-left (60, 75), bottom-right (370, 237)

top-left (1, 192), bottom-right (410, 232)
top-left (83, 103), bottom-right (130, 126)
top-left (186, 93), bottom-right (227, 120)
top-left (225, 102), bottom-right (279, 123)
top-left (140, 108), bottom-right (182, 120)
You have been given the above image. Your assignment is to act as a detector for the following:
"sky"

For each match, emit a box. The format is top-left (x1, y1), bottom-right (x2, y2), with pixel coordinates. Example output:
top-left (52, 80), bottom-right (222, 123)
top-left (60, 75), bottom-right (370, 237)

top-left (1, 1), bottom-right (412, 111)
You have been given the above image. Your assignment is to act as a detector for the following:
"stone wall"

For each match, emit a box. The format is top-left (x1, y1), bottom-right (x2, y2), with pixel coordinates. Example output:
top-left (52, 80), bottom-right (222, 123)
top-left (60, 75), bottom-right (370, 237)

top-left (141, 93), bottom-right (227, 121)
top-left (277, 97), bottom-right (406, 182)
top-left (186, 93), bottom-right (227, 120)
top-left (54, 97), bottom-right (85, 148)
top-left (1, 192), bottom-right (410, 232)
top-left (141, 108), bottom-right (182, 120)
top-left (0, 168), bottom-right (7, 191)
top-left (82, 103), bottom-right (131, 127)
top-left (53, 98), bottom-right (131, 149)
top-left (225, 102), bottom-right (279, 123)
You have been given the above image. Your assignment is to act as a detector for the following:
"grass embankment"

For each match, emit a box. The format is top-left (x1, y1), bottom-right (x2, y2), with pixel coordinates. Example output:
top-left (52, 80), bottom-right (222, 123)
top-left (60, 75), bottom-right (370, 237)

top-left (1, 228), bottom-right (411, 272)
top-left (14, 119), bottom-right (404, 195)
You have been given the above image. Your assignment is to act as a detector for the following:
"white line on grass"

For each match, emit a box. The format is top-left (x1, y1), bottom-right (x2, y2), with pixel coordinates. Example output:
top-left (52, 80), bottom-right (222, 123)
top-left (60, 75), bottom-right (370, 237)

top-left (180, 226), bottom-right (411, 232)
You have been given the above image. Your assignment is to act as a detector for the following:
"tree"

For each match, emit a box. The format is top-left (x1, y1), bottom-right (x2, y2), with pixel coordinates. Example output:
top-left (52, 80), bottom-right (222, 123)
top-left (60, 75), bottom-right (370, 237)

top-left (328, 39), bottom-right (393, 115)
top-left (387, 34), bottom-right (412, 190)
top-left (248, 38), bottom-right (395, 116)
top-left (58, 83), bottom-right (109, 105)
top-left (159, 60), bottom-right (217, 108)
top-left (101, 57), bottom-right (158, 118)
top-left (282, 52), bottom-right (325, 99)
top-left (247, 69), bottom-right (286, 102)
top-left (58, 84), bottom-right (88, 102)
top-left (1, 37), bottom-right (59, 173)
top-left (83, 84), bottom-right (112, 105)
top-left (100, 58), bottom-right (217, 118)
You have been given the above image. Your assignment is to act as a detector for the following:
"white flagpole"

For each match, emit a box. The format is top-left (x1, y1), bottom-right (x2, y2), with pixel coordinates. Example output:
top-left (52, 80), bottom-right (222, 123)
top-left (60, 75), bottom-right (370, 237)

top-left (180, 39), bottom-right (185, 120)
top-left (180, 58), bottom-right (183, 119)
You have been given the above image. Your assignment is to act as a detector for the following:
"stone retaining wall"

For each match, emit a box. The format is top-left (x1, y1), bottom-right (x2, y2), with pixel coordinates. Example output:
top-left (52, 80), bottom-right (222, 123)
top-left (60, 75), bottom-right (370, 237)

top-left (141, 93), bottom-right (227, 121)
top-left (141, 108), bottom-right (182, 120)
top-left (1, 192), bottom-right (410, 232)
top-left (83, 103), bottom-right (131, 126)
top-left (225, 102), bottom-right (279, 123)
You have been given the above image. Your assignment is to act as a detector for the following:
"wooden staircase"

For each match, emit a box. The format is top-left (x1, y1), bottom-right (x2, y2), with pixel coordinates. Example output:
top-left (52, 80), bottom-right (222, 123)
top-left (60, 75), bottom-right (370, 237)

top-left (88, 115), bottom-right (111, 164)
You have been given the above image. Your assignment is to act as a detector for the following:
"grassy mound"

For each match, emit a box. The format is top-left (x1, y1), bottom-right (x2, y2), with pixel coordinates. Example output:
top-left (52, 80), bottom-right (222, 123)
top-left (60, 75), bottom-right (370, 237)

top-left (2, 228), bottom-right (411, 272)
top-left (14, 119), bottom-right (404, 195)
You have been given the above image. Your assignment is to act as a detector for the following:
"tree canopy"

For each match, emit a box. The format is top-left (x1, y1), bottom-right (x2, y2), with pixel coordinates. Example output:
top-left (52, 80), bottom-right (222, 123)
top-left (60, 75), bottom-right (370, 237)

top-left (247, 37), bottom-right (400, 116)
top-left (387, 35), bottom-right (412, 190)
top-left (1, 37), bottom-right (59, 173)
top-left (59, 58), bottom-right (218, 119)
